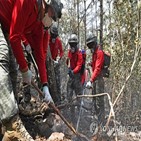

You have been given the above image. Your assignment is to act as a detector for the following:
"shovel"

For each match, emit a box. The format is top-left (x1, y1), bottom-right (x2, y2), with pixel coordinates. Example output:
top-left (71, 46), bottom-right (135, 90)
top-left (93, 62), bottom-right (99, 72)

top-left (31, 80), bottom-right (90, 141)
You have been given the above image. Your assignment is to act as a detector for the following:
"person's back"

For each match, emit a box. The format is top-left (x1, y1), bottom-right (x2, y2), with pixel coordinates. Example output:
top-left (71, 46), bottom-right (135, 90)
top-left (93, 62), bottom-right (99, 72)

top-left (0, 0), bottom-right (37, 33)
top-left (0, 0), bottom-right (45, 82)
top-left (91, 46), bottom-right (104, 81)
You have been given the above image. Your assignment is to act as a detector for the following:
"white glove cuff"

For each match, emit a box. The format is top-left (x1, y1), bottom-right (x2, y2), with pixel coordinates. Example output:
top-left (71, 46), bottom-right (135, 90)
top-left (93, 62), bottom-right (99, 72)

top-left (21, 69), bottom-right (32, 84)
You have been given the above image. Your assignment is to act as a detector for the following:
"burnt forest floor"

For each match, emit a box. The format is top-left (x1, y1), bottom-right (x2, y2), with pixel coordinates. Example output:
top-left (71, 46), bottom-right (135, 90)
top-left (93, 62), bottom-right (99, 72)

top-left (1, 58), bottom-right (141, 141)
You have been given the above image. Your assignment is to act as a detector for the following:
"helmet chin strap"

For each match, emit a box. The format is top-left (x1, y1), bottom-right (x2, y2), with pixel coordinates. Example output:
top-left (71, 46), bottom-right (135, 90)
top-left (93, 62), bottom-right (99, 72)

top-left (44, 24), bottom-right (52, 30)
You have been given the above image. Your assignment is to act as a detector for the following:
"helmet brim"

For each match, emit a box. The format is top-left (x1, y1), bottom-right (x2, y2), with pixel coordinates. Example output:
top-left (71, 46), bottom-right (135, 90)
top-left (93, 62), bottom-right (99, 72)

top-left (44, 0), bottom-right (51, 5)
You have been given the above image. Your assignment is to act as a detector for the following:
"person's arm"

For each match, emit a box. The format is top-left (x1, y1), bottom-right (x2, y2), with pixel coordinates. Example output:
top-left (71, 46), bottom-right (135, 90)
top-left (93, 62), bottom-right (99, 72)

top-left (21, 35), bottom-right (29, 46)
top-left (90, 51), bottom-right (104, 82)
top-left (21, 35), bottom-right (32, 53)
top-left (28, 22), bottom-right (48, 84)
top-left (29, 24), bottom-right (54, 103)
top-left (9, 0), bottom-right (33, 72)
top-left (73, 51), bottom-right (83, 74)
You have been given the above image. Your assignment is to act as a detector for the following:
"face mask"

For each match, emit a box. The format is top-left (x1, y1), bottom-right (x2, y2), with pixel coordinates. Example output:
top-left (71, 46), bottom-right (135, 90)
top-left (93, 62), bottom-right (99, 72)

top-left (52, 38), bottom-right (56, 43)
top-left (42, 13), bottom-right (53, 28)
top-left (51, 33), bottom-right (58, 39)
top-left (70, 47), bottom-right (75, 53)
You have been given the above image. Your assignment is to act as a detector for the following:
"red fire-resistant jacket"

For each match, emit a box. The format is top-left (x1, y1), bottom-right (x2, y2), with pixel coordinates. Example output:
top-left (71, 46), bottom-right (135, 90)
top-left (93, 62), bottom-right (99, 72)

top-left (0, 0), bottom-right (47, 84)
top-left (50, 37), bottom-right (64, 60)
top-left (67, 49), bottom-right (83, 74)
top-left (90, 46), bottom-right (104, 82)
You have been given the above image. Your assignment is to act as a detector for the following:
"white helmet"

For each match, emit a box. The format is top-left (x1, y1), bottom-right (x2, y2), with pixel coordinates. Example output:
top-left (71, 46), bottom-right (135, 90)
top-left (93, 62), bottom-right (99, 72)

top-left (68, 34), bottom-right (79, 44)
top-left (44, 0), bottom-right (51, 4)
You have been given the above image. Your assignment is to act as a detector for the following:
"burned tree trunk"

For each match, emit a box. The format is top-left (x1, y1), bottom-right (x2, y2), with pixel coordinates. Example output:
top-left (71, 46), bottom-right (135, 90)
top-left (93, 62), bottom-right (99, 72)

top-left (46, 48), bottom-right (60, 104)
top-left (100, 0), bottom-right (103, 49)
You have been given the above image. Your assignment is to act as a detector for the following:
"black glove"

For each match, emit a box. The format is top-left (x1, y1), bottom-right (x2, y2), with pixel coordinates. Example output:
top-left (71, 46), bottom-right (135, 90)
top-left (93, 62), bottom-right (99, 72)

top-left (68, 68), bottom-right (74, 78)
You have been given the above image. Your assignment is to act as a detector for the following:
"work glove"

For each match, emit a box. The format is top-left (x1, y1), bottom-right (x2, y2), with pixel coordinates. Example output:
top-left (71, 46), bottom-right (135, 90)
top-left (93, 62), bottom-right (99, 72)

top-left (53, 56), bottom-right (61, 64)
top-left (53, 60), bottom-right (59, 64)
top-left (43, 86), bottom-right (54, 104)
top-left (86, 81), bottom-right (92, 89)
top-left (56, 56), bottom-right (60, 62)
top-left (21, 69), bottom-right (32, 85)
top-left (68, 68), bottom-right (74, 78)
top-left (25, 44), bottom-right (32, 54)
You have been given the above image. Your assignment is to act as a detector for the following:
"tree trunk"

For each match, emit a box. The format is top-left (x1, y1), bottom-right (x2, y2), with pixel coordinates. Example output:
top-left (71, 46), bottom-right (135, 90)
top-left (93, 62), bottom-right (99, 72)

top-left (100, 0), bottom-right (103, 49)
top-left (46, 51), bottom-right (60, 104)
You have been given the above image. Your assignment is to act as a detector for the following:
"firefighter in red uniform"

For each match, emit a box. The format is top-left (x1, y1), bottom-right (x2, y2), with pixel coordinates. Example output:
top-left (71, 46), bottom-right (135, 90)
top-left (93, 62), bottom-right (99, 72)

top-left (86, 33), bottom-right (105, 125)
top-left (49, 23), bottom-right (64, 104)
top-left (50, 23), bottom-right (64, 61)
top-left (66, 34), bottom-right (83, 125)
top-left (0, 0), bottom-right (63, 140)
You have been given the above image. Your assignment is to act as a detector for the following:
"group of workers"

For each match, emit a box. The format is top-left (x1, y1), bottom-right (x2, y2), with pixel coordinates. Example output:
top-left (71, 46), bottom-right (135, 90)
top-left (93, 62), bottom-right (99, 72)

top-left (0, 0), bottom-right (105, 140)
top-left (66, 33), bottom-right (105, 126)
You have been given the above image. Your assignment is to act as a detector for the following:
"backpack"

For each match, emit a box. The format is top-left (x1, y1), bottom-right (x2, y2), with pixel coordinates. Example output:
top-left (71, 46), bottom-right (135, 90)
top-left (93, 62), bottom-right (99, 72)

top-left (102, 51), bottom-right (111, 78)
